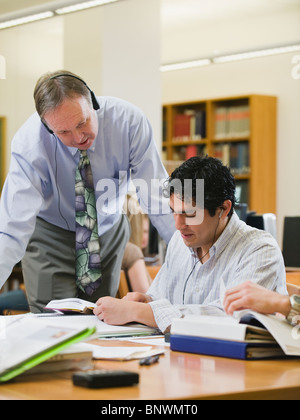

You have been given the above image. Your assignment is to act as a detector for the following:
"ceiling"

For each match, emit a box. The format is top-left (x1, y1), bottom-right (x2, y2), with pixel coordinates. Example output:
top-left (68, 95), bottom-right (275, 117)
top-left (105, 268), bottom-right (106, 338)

top-left (0, 0), bottom-right (300, 28)
top-left (162, 0), bottom-right (300, 29)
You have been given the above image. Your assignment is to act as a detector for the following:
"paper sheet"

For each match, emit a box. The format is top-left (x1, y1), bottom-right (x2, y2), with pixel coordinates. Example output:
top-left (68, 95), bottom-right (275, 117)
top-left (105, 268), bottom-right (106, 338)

top-left (72, 342), bottom-right (165, 360)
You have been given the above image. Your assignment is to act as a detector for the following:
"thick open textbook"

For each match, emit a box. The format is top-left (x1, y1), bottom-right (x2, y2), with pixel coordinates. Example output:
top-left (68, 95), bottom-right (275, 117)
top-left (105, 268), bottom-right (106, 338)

top-left (170, 311), bottom-right (300, 360)
top-left (0, 315), bottom-right (96, 382)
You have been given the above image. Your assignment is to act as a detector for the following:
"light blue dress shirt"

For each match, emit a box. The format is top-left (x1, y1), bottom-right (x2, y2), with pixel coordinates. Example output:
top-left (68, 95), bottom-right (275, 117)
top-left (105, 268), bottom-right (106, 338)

top-left (0, 96), bottom-right (175, 287)
top-left (147, 213), bottom-right (287, 333)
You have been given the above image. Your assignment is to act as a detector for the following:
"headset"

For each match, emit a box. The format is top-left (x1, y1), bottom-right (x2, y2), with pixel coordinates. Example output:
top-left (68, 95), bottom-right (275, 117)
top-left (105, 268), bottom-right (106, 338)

top-left (41, 73), bottom-right (100, 135)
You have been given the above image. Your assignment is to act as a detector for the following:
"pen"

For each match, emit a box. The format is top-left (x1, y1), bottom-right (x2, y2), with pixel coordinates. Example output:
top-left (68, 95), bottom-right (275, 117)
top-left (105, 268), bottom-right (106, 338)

top-left (139, 355), bottom-right (160, 366)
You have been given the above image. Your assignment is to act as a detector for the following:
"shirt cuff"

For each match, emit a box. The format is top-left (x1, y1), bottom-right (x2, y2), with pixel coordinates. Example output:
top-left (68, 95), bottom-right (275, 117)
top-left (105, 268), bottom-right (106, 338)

top-left (148, 299), bottom-right (183, 333)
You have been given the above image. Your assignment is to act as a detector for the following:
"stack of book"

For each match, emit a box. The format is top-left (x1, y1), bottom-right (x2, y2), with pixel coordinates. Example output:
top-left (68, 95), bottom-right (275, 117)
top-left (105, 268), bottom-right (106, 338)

top-left (0, 315), bottom-right (96, 382)
top-left (170, 311), bottom-right (300, 360)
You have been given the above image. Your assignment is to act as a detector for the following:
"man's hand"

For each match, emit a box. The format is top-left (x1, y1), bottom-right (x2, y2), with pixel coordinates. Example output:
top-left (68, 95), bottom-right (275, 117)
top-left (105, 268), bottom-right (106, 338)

top-left (223, 281), bottom-right (291, 317)
top-left (93, 295), bottom-right (157, 328)
top-left (122, 292), bottom-right (152, 303)
top-left (93, 297), bottom-right (133, 325)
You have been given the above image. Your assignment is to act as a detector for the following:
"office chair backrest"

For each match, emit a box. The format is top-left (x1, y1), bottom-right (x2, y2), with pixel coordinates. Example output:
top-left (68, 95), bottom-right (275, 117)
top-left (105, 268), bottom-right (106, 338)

top-left (246, 213), bottom-right (277, 240)
top-left (282, 217), bottom-right (300, 268)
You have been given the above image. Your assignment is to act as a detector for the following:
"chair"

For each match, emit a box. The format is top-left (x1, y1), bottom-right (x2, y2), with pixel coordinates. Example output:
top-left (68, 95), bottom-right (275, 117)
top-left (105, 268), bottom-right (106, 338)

top-left (2, 284), bottom-right (29, 316)
top-left (116, 270), bottom-right (130, 299)
top-left (146, 265), bottom-right (161, 281)
top-left (286, 271), bottom-right (300, 288)
top-left (3, 309), bottom-right (28, 316)
top-left (282, 217), bottom-right (300, 268)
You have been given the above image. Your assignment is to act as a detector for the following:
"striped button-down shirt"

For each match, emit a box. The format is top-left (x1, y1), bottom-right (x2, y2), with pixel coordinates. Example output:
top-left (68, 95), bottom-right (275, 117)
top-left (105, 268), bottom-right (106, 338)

top-left (147, 212), bottom-right (287, 333)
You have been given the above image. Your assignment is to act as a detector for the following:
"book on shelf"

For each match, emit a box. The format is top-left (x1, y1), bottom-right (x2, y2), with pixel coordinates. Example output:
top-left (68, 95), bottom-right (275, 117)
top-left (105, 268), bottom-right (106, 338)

top-left (214, 142), bottom-right (250, 175)
top-left (214, 104), bottom-right (250, 139)
top-left (173, 109), bottom-right (206, 143)
top-left (185, 145), bottom-right (198, 160)
top-left (172, 144), bottom-right (207, 163)
top-left (170, 311), bottom-right (300, 360)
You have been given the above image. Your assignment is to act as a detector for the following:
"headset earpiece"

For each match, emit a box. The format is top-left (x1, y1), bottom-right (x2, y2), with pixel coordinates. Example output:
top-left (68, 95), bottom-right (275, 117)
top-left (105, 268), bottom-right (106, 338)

top-left (42, 121), bottom-right (54, 135)
top-left (219, 209), bottom-right (224, 219)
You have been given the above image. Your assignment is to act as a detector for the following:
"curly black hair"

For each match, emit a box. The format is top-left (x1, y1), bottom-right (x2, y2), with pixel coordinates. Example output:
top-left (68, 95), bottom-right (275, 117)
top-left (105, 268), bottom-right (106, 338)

top-left (165, 156), bottom-right (236, 217)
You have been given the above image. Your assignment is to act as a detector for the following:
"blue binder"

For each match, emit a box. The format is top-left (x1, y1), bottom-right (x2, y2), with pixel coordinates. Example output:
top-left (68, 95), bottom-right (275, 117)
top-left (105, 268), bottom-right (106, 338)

top-left (170, 334), bottom-right (286, 360)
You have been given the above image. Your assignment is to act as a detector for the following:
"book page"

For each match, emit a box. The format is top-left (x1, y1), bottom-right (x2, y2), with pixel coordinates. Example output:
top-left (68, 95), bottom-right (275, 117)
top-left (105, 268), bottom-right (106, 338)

top-left (241, 311), bottom-right (300, 356)
top-left (45, 298), bottom-right (96, 311)
top-left (72, 342), bottom-right (164, 361)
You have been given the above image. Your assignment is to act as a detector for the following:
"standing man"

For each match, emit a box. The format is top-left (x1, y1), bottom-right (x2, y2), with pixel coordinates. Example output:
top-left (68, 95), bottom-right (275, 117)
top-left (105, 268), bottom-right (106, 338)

top-left (0, 70), bottom-right (175, 312)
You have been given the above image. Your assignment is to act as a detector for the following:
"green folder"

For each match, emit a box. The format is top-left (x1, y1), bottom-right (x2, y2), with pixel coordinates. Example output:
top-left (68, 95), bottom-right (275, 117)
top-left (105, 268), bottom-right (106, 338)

top-left (0, 326), bottom-right (96, 383)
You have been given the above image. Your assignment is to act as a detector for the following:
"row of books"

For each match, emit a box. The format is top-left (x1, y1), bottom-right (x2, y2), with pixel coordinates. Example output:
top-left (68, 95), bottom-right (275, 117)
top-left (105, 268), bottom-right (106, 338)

top-left (165, 104), bottom-right (249, 143)
top-left (172, 110), bottom-right (206, 143)
top-left (214, 142), bottom-right (250, 175)
top-left (214, 104), bottom-right (250, 139)
top-left (162, 144), bottom-right (207, 163)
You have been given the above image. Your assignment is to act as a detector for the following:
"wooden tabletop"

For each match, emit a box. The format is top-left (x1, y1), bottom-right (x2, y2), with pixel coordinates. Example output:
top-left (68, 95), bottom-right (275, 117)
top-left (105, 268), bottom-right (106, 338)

top-left (0, 338), bottom-right (300, 400)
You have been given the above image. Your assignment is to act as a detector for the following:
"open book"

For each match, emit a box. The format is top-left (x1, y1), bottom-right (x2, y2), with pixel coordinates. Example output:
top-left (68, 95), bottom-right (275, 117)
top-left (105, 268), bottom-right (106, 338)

top-left (44, 298), bottom-right (160, 338)
top-left (0, 315), bottom-right (96, 382)
top-left (170, 311), bottom-right (300, 360)
top-left (45, 298), bottom-right (96, 314)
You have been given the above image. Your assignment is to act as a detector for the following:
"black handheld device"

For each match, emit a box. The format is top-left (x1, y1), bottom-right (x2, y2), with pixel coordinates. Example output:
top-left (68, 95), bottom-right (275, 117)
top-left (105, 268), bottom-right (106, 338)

top-left (72, 370), bottom-right (139, 389)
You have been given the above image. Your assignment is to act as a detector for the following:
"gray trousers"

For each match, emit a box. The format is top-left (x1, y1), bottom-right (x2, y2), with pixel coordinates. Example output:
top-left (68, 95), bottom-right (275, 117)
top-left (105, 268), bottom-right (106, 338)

top-left (22, 215), bottom-right (130, 313)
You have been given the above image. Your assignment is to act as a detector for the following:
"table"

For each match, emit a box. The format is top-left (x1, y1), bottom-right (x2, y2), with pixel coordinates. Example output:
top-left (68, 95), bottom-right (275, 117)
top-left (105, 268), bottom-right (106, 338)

top-left (0, 339), bottom-right (300, 400)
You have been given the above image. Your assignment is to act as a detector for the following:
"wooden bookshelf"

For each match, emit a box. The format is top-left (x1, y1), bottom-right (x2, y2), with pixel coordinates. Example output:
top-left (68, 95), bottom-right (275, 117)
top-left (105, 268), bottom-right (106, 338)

top-left (162, 95), bottom-right (277, 214)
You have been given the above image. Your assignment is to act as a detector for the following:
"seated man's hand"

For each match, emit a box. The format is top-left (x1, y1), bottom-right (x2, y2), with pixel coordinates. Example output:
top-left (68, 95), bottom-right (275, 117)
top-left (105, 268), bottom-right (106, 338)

top-left (93, 297), bottom-right (133, 325)
top-left (122, 292), bottom-right (152, 303)
top-left (223, 281), bottom-right (290, 317)
top-left (93, 295), bottom-right (157, 328)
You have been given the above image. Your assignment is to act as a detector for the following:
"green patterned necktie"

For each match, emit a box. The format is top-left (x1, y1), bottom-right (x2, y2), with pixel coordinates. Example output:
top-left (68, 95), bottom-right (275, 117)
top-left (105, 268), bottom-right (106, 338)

top-left (75, 150), bottom-right (102, 296)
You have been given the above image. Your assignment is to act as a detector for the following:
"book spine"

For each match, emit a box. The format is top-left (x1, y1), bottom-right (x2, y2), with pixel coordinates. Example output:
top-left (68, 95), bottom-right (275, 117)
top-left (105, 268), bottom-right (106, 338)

top-left (170, 335), bottom-right (248, 360)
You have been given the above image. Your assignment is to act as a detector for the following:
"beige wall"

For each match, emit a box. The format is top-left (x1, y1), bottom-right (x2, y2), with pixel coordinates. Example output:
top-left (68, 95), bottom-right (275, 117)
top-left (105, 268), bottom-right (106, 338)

top-left (0, 17), bottom-right (64, 170)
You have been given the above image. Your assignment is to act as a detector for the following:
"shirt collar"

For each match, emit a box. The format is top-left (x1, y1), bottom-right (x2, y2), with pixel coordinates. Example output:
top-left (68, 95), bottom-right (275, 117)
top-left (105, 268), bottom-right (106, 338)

top-left (188, 211), bottom-right (241, 261)
top-left (67, 140), bottom-right (96, 157)
top-left (211, 211), bottom-right (240, 256)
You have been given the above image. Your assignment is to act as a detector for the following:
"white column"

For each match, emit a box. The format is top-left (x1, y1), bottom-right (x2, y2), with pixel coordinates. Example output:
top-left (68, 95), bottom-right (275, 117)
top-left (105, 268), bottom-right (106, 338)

top-left (64, 0), bottom-right (162, 148)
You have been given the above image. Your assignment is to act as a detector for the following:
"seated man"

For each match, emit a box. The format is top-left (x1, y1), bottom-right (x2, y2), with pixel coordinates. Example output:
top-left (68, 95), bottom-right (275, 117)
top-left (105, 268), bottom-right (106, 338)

top-left (93, 156), bottom-right (287, 333)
